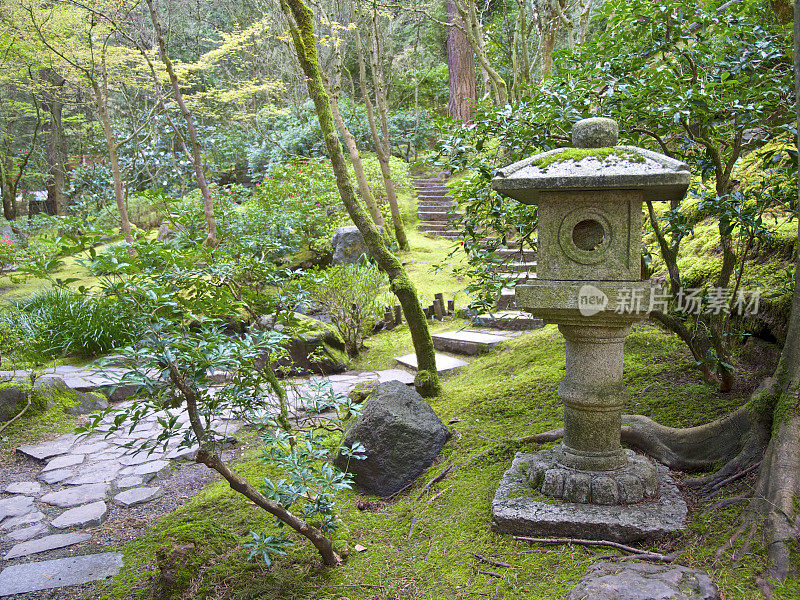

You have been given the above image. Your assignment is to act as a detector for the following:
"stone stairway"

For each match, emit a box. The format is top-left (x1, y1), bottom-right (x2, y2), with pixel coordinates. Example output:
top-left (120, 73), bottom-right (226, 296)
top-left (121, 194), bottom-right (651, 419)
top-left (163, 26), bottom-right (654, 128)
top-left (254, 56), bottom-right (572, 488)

top-left (412, 174), bottom-right (461, 239)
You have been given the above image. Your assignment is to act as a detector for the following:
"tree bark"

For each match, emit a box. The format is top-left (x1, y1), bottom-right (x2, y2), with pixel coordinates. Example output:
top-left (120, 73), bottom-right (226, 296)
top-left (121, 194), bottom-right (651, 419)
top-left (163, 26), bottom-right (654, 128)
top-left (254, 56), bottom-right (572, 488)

top-left (280, 0), bottom-right (441, 397)
top-left (39, 68), bottom-right (67, 216)
top-left (145, 0), bottom-right (217, 247)
top-left (356, 7), bottom-right (408, 250)
top-left (446, 0), bottom-right (476, 121)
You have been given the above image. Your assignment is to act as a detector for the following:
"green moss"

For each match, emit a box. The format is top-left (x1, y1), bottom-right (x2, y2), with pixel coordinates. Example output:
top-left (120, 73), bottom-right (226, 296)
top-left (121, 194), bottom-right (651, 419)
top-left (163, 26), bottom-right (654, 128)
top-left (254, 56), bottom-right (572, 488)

top-left (529, 147), bottom-right (645, 170)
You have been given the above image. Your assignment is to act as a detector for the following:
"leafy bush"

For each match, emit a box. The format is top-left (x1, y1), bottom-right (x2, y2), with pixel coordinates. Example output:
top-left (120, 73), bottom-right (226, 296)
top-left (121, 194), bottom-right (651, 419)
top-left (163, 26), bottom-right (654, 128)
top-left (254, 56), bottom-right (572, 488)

top-left (301, 262), bottom-right (390, 355)
top-left (0, 236), bottom-right (17, 272)
top-left (66, 163), bottom-right (115, 217)
top-left (250, 158), bottom-right (349, 254)
top-left (6, 289), bottom-right (146, 359)
top-left (94, 189), bottom-right (175, 231)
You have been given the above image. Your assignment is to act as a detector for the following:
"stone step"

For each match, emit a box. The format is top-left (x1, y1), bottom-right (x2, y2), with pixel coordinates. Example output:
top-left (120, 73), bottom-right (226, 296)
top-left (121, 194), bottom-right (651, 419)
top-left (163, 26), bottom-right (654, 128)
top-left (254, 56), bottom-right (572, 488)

top-left (496, 248), bottom-right (537, 261)
top-left (394, 352), bottom-right (468, 374)
top-left (497, 288), bottom-right (516, 309)
top-left (487, 261), bottom-right (538, 274)
top-left (436, 230), bottom-right (463, 239)
top-left (431, 330), bottom-right (512, 355)
top-left (417, 200), bottom-right (456, 210)
top-left (418, 211), bottom-right (459, 221)
top-left (471, 310), bottom-right (544, 331)
top-left (492, 271), bottom-right (537, 280)
top-left (417, 194), bottom-right (451, 202)
top-left (417, 222), bottom-right (452, 232)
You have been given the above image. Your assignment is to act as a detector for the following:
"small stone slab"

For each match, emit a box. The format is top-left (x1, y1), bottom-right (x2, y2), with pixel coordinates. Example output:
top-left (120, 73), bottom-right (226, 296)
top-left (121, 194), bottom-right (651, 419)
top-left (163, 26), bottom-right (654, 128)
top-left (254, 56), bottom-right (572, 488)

top-left (394, 352), bottom-right (468, 374)
top-left (51, 501), bottom-right (107, 529)
top-left (165, 445), bottom-right (198, 461)
top-left (115, 476), bottom-right (144, 489)
top-left (6, 523), bottom-right (47, 542)
top-left (4, 532), bottom-right (91, 559)
top-left (566, 561), bottom-right (720, 600)
top-left (43, 453), bottom-right (85, 472)
top-left (431, 330), bottom-right (506, 355)
top-left (492, 453), bottom-right (687, 543)
top-left (374, 369), bottom-right (416, 385)
top-left (70, 441), bottom-right (110, 455)
top-left (119, 451), bottom-right (165, 466)
top-left (38, 469), bottom-right (74, 485)
top-left (17, 434), bottom-right (78, 461)
top-left (119, 460), bottom-right (170, 477)
top-left (0, 552), bottom-right (123, 595)
top-left (113, 486), bottom-right (162, 507)
top-left (65, 460), bottom-right (122, 485)
top-left (1, 511), bottom-right (45, 531)
top-left (4, 482), bottom-right (42, 495)
top-left (0, 496), bottom-right (34, 523)
top-left (40, 484), bottom-right (108, 508)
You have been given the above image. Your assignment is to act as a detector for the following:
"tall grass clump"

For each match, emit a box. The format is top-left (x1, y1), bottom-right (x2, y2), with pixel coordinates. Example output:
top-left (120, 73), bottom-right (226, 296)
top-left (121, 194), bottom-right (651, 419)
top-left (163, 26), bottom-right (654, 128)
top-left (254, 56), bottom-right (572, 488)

top-left (3, 288), bottom-right (146, 359)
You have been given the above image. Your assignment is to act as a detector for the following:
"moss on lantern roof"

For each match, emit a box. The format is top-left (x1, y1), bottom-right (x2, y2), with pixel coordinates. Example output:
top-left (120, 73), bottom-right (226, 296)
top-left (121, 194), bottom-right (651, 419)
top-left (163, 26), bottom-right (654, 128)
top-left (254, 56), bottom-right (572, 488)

top-left (528, 147), bottom-right (646, 171)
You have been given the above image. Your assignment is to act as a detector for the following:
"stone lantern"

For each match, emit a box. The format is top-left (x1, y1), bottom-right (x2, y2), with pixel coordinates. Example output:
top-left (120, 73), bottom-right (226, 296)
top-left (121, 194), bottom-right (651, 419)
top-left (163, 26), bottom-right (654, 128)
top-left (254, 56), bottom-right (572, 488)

top-left (489, 118), bottom-right (691, 541)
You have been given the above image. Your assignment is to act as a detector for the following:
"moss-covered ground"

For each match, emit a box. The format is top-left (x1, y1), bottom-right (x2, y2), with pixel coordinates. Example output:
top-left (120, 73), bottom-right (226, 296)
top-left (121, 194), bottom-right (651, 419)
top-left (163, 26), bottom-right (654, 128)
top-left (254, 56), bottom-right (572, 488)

top-left (90, 319), bottom-right (798, 600)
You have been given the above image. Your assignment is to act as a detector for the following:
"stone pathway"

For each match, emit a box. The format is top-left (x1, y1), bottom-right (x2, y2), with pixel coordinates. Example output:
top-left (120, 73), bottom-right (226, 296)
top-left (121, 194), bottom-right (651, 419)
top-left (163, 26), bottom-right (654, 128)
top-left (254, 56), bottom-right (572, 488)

top-left (0, 366), bottom-right (416, 597)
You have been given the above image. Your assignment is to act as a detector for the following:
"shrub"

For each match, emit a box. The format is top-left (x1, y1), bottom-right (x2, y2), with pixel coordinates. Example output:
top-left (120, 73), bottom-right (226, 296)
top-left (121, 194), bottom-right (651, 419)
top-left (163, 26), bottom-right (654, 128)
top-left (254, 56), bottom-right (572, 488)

top-left (7, 289), bottom-right (146, 359)
top-left (301, 263), bottom-right (391, 355)
top-left (0, 236), bottom-right (17, 272)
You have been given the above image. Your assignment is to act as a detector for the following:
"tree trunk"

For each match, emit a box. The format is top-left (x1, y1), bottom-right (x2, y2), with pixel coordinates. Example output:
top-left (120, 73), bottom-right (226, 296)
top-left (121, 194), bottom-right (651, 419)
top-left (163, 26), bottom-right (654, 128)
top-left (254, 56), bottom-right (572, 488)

top-left (356, 10), bottom-right (408, 250)
top-left (145, 0), bottom-right (217, 247)
top-left (40, 68), bottom-right (67, 216)
top-left (280, 0), bottom-right (440, 398)
top-left (446, 0), bottom-right (476, 121)
top-left (90, 81), bottom-right (133, 241)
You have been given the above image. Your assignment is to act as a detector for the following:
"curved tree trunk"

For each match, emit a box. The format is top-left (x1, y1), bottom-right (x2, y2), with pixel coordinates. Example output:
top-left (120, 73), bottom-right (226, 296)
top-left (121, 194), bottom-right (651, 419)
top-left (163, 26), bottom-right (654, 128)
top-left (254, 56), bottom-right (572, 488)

top-left (279, 0), bottom-right (440, 398)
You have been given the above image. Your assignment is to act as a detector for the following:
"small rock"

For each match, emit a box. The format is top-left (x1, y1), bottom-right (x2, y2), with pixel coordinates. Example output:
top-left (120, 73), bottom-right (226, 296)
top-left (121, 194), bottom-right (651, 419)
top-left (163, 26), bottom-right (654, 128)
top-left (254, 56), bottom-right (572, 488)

top-left (166, 444), bottom-right (198, 461)
top-left (331, 225), bottom-right (371, 265)
top-left (565, 561), bottom-right (720, 600)
top-left (70, 441), bottom-right (110, 455)
top-left (6, 523), bottom-right (47, 542)
top-left (119, 451), bottom-right (166, 466)
top-left (4, 532), bottom-right (91, 559)
top-left (0, 495), bottom-right (34, 522)
top-left (114, 486), bottom-right (163, 507)
top-left (40, 483), bottom-right (108, 508)
top-left (51, 501), bottom-right (108, 529)
top-left (64, 392), bottom-right (109, 416)
top-left (4, 481), bottom-right (43, 495)
top-left (43, 453), bottom-right (85, 472)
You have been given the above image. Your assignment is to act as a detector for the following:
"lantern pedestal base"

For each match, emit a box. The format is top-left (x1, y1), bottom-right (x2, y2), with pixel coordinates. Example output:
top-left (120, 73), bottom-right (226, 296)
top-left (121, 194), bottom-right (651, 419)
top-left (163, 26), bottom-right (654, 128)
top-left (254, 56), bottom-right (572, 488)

top-left (491, 450), bottom-right (687, 543)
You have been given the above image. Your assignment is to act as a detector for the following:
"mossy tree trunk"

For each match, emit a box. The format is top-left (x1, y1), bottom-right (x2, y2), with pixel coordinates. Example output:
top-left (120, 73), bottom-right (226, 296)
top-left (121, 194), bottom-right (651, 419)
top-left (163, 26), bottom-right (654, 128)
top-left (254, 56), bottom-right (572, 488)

top-left (279, 0), bottom-right (440, 398)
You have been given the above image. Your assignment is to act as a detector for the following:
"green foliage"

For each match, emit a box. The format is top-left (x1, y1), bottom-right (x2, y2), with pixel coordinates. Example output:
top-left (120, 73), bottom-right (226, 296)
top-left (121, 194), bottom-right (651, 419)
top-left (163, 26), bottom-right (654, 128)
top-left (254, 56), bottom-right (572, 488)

top-left (0, 235), bottom-right (17, 272)
top-left (300, 263), bottom-right (391, 355)
top-left (3, 288), bottom-right (145, 359)
top-left (250, 158), bottom-right (349, 254)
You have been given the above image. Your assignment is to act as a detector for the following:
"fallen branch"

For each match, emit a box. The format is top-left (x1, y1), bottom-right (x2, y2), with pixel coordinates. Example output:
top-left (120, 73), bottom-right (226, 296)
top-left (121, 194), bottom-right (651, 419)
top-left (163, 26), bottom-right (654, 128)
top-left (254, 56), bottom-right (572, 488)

top-left (457, 561), bottom-right (504, 578)
top-left (513, 536), bottom-right (677, 563)
top-left (416, 463), bottom-right (454, 500)
top-left (407, 516), bottom-right (418, 540)
top-left (471, 553), bottom-right (512, 569)
top-left (703, 493), bottom-right (749, 513)
top-left (426, 485), bottom-right (452, 505)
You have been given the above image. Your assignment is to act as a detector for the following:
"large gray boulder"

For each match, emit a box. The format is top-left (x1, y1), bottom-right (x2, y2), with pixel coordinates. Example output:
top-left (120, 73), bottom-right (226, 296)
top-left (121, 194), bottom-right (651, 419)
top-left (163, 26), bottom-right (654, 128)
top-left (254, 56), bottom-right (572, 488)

top-left (566, 562), bottom-right (720, 600)
top-left (0, 380), bottom-right (27, 422)
top-left (331, 226), bottom-right (370, 265)
top-left (334, 380), bottom-right (449, 497)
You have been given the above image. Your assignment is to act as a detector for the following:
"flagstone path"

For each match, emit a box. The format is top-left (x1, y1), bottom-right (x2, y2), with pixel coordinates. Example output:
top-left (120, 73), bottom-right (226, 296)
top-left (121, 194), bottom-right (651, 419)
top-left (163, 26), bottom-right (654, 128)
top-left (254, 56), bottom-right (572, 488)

top-left (0, 366), bottom-right (415, 598)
